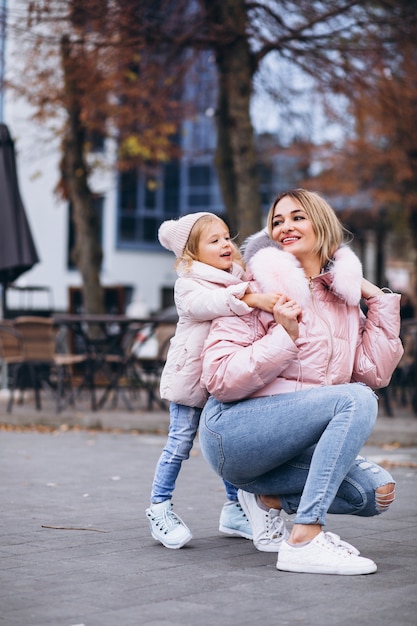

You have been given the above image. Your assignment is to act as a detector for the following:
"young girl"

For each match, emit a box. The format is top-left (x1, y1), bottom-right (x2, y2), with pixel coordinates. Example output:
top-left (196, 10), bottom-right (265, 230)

top-left (146, 212), bottom-right (279, 549)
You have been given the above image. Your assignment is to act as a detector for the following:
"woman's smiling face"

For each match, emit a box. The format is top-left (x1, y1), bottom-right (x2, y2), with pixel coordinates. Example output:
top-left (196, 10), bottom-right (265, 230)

top-left (270, 196), bottom-right (318, 265)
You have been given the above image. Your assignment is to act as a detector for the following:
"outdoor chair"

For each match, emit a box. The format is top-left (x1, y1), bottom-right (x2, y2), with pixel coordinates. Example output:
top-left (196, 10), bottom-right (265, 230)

top-left (9, 316), bottom-right (87, 413)
top-left (124, 323), bottom-right (173, 411)
top-left (0, 322), bottom-right (25, 400)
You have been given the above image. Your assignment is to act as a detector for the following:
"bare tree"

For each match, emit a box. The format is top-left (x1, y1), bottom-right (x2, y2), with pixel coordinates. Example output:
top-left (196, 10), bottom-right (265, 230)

top-left (7, 0), bottom-right (186, 313)
top-left (182, 1), bottom-right (406, 242)
top-left (304, 1), bottom-right (417, 290)
top-left (8, 0), bottom-right (412, 299)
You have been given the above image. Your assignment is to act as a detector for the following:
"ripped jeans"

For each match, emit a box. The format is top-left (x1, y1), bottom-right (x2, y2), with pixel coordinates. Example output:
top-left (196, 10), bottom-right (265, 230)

top-left (151, 402), bottom-right (238, 503)
top-left (199, 383), bottom-right (395, 526)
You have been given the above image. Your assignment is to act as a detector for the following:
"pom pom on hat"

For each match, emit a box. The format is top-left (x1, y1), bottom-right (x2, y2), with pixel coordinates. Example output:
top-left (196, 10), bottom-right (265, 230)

top-left (158, 212), bottom-right (212, 258)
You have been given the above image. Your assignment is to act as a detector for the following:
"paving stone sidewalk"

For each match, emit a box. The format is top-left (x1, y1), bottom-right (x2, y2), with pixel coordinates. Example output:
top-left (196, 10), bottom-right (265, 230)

top-left (1, 388), bottom-right (417, 445)
top-left (1, 421), bottom-right (417, 626)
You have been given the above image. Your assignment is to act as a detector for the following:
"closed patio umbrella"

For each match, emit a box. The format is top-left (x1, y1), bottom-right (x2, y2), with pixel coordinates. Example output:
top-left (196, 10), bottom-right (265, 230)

top-left (0, 123), bottom-right (39, 317)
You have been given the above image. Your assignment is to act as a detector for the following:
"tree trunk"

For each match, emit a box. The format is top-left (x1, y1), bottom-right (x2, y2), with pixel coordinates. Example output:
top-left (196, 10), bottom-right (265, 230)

top-left (204, 0), bottom-right (262, 244)
top-left (61, 35), bottom-right (104, 314)
top-left (214, 71), bottom-right (237, 236)
top-left (63, 132), bottom-right (104, 315)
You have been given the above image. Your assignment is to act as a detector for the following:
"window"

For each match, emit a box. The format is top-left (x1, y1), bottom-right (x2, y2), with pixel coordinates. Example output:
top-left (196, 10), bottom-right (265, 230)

top-left (163, 162), bottom-right (180, 215)
top-left (188, 164), bottom-right (211, 208)
top-left (117, 163), bottom-right (181, 249)
top-left (258, 162), bottom-right (274, 208)
top-left (116, 157), bottom-right (224, 249)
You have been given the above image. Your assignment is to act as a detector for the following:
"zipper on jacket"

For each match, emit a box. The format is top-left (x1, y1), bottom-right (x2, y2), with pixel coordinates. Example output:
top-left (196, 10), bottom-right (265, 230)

top-left (309, 276), bottom-right (334, 382)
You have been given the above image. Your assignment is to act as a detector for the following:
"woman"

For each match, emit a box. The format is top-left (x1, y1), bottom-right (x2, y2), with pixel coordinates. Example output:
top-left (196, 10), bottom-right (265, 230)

top-left (199, 189), bottom-right (403, 575)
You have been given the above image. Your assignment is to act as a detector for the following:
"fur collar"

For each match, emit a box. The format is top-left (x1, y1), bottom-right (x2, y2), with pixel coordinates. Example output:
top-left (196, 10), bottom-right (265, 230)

top-left (247, 238), bottom-right (363, 307)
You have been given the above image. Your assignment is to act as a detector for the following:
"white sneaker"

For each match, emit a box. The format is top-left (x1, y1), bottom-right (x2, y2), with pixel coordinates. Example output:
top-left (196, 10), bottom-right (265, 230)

top-left (238, 490), bottom-right (289, 552)
top-left (219, 500), bottom-right (253, 539)
top-left (276, 531), bottom-right (377, 575)
top-left (146, 500), bottom-right (192, 549)
top-left (326, 532), bottom-right (360, 555)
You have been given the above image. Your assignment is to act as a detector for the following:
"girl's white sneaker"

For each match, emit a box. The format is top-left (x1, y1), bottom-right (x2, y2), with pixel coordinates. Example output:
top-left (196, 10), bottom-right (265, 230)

top-left (146, 500), bottom-right (192, 549)
top-left (219, 500), bottom-right (253, 539)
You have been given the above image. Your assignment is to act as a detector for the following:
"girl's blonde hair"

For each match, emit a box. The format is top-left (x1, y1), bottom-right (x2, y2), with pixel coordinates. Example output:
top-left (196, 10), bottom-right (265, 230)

top-left (176, 214), bottom-right (244, 271)
top-left (267, 188), bottom-right (349, 268)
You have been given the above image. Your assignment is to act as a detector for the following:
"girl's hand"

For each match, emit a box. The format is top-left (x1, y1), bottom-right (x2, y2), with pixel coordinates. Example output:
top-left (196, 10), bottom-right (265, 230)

top-left (361, 278), bottom-right (384, 299)
top-left (243, 291), bottom-right (281, 313)
top-left (272, 295), bottom-right (302, 342)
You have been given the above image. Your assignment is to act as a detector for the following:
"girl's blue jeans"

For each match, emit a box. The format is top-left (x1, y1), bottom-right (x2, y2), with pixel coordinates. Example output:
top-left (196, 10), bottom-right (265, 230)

top-left (151, 402), bottom-right (238, 503)
top-left (199, 383), bottom-right (395, 526)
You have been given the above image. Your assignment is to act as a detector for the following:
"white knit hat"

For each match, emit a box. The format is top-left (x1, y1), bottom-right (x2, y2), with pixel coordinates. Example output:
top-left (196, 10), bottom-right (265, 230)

top-left (158, 212), bottom-right (213, 258)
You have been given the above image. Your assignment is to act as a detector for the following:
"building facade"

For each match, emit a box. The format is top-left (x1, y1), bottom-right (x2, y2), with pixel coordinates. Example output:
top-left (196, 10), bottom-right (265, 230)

top-left (2, 28), bottom-right (299, 316)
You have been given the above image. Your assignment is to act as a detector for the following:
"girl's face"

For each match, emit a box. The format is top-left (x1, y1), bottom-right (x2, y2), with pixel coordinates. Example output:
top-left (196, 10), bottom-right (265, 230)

top-left (270, 196), bottom-right (318, 264)
top-left (196, 221), bottom-right (234, 271)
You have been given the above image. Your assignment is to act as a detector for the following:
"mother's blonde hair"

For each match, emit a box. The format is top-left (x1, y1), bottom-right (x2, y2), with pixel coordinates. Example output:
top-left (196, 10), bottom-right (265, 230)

top-left (176, 214), bottom-right (244, 271)
top-left (267, 188), bottom-right (348, 268)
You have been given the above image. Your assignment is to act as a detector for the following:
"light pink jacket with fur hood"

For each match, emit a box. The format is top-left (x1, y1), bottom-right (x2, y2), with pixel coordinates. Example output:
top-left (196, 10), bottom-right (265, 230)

top-left (201, 241), bottom-right (403, 402)
top-left (160, 260), bottom-right (253, 408)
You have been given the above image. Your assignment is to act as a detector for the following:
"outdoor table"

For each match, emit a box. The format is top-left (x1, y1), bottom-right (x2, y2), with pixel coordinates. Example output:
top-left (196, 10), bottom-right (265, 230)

top-left (53, 314), bottom-right (160, 411)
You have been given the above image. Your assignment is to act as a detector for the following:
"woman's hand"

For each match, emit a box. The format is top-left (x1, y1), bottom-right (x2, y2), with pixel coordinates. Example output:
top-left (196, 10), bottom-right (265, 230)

top-left (361, 278), bottom-right (384, 299)
top-left (272, 295), bottom-right (302, 342)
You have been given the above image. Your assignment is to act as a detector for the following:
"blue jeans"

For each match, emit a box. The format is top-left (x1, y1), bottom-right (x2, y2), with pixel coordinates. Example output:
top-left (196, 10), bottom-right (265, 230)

top-left (151, 402), bottom-right (238, 503)
top-left (199, 383), bottom-right (395, 526)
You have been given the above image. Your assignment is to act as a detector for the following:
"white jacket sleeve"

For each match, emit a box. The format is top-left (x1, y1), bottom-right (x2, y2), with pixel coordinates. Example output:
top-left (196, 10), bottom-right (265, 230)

top-left (175, 277), bottom-right (252, 321)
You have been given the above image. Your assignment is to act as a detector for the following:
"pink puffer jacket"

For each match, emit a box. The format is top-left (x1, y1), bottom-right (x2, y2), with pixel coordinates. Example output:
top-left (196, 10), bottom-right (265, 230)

top-left (201, 244), bottom-right (404, 402)
top-left (160, 260), bottom-right (253, 408)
